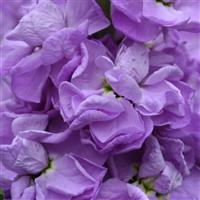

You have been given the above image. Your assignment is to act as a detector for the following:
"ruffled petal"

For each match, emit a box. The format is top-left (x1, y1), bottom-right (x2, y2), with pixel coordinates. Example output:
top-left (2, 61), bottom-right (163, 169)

top-left (0, 137), bottom-right (48, 174)
top-left (65, 0), bottom-right (110, 35)
top-left (139, 136), bottom-right (165, 178)
top-left (105, 68), bottom-right (142, 102)
top-left (41, 22), bottom-right (88, 65)
top-left (115, 40), bottom-right (149, 82)
top-left (11, 51), bottom-right (50, 103)
top-left (11, 114), bottom-right (48, 136)
top-left (154, 162), bottom-right (182, 194)
top-left (143, 0), bottom-right (189, 26)
top-left (144, 65), bottom-right (183, 85)
top-left (170, 166), bottom-right (200, 200)
top-left (7, 0), bottom-right (65, 46)
top-left (111, 1), bottom-right (159, 42)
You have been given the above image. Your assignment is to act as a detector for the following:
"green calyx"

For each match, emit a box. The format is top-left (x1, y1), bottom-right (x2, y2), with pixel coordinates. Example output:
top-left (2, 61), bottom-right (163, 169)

top-left (141, 178), bottom-right (154, 193)
top-left (102, 79), bottom-right (122, 99)
top-left (42, 158), bottom-right (53, 173)
top-left (128, 170), bottom-right (166, 200)
top-left (156, 192), bottom-right (164, 200)
top-left (156, 0), bottom-right (172, 7)
top-left (103, 79), bottom-right (113, 93)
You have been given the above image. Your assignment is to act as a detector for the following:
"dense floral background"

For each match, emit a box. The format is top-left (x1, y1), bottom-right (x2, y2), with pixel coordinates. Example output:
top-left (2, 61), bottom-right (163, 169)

top-left (0, 0), bottom-right (200, 199)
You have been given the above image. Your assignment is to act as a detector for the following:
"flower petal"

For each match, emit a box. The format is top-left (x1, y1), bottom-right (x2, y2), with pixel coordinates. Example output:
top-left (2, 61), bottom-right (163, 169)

top-left (66, 0), bottom-right (110, 35)
top-left (139, 136), bottom-right (165, 178)
top-left (154, 162), bottom-right (182, 194)
top-left (0, 137), bottom-right (48, 175)
top-left (12, 114), bottom-right (48, 136)
top-left (144, 65), bottom-right (183, 85)
top-left (116, 40), bottom-right (149, 82)
top-left (7, 0), bottom-right (65, 46)
top-left (143, 0), bottom-right (189, 26)
top-left (11, 51), bottom-right (50, 103)
top-left (105, 68), bottom-right (142, 102)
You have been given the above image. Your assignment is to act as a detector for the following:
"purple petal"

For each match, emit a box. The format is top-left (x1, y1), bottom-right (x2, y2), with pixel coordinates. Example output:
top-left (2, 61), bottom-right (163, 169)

top-left (77, 95), bottom-right (124, 118)
top-left (111, 2), bottom-right (159, 42)
top-left (21, 186), bottom-right (35, 200)
top-left (41, 22), bottom-right (88, 65)
top-left (11, 176), bottom-right (30, 199)
top-left (69, 94), bottom-right (124, 131)
top-left (7, 0), bottom-right (65, 46)
top-left (35, 175), bottom-right (68, 200)
top-left (65, 0), bottom-right (110, 35)
top-left (0, 161), bottom-right (17, 191)
top-left (176, 0), bottom-right (200, 32)
top-left (96, 178), bottom-right (130, 200)
top-left (1, 41), bottom-right (32, 76)
top-left (90, 99), bottom-right (153, 154)
top-left (59, 81), bottom-right (85, 122)
top-left (11, 51), bottom-right (50, 103)
top-left (111, 0), bottom-right (143, 22)
top-left (136, 81), bottom-right (183, 116)
top-left (127, 183), bottom-right (149, 200)
top-left (71, 40), bottom-right (109, 90)
top-left (39, 154), bottom-right (106, 198)
top-left (57, 55), bottom-right (81, 85)
top-left (170, 166), bottom-right (200, 200)
top-left (12, 114), bottom-right (48, 136)
top-left (115, 40), bottom-right (149, 82)
top-left (144, 65), bottom-right (184, 85)
top-left (154, 162), bottom-right (183, 194)
top-left (0, 112), bottom-right (15, 145)
top-left (0, 137), bottom-right (48, 175)
top-left (143, 0), bottom-right (189, 26)
top-left (90, 99), bottom-right (143, 144)
top-left (105, 68), bottom-right (142, 102)
top-left (97, 178), bottom-right (148, 200)
top-left (151, 81), bottom-right (192, 128)
top-left (158, 136), bottom-right (190, 176)
top-left (139, 136), bottom-right (165, 178)
top-left (19, 129), bottom-right (71, 144)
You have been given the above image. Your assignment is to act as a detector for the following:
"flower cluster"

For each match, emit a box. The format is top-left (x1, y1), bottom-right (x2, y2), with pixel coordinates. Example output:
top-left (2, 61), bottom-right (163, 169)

top-left (0, 0), bottom-right (200, 199)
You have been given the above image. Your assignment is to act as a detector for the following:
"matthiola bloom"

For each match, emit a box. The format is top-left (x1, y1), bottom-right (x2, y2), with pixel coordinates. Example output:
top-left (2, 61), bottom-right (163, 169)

top-left (43, 38), bottom-right (111, 89)
top-left (1, 23), bottom-right (88, 103)
top-left (0, 0), bottom-right (200, 199)
top-left (59, 81), bottom-right (153, 154)
top-left (111, 0), bottom-right (200, 42)
top-left (0, 136), bottom-right (106, 199)
top-left (34, 154), bottom-right (106, 200)
top-left (104, 39), bottom-right (192, 128)
top-left (138, 136), bottom-right (184, 195)
top-left (105, 134), bottom-right (199, 200)
top-left (6, 0), bottom-right (110, 46)
top-left (1, 0), bottom-right (109, 104)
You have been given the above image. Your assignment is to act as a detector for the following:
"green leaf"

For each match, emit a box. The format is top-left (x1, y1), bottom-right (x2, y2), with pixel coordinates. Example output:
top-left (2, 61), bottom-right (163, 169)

top-left (0, 189), bottom-right (4, 200)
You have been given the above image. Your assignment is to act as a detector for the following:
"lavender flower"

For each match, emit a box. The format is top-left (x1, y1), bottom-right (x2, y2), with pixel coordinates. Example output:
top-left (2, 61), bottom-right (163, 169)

top-left (0, 0), bottom-right (200, 199)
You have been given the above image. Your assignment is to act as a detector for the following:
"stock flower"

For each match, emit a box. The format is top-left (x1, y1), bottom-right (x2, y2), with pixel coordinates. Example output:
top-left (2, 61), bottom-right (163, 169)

top-left (7, 0), bottom-right (109, 46)
top-left (59, 81), bottom-right (153, 154)
top-left (0, 136), bottom-right (107, 199)
top-left (111, 0), bottom-right (200, 42)
top-left (105, 39), bottom-right (192, 128)
top-left (0, 0), bottom-right (199, 199)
